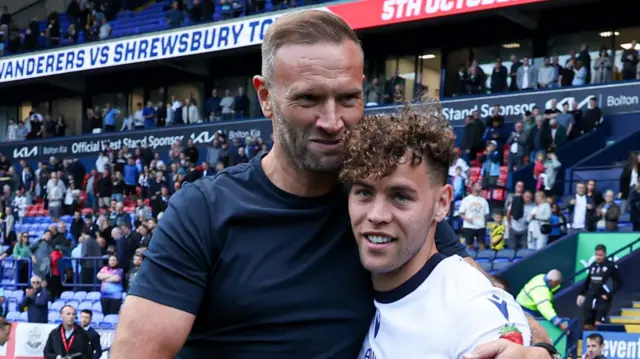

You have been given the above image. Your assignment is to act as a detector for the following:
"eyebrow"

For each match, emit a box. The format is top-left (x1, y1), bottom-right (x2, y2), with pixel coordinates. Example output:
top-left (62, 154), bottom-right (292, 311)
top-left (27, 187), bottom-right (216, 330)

top-left (352, 180), bottom-right (418, 196)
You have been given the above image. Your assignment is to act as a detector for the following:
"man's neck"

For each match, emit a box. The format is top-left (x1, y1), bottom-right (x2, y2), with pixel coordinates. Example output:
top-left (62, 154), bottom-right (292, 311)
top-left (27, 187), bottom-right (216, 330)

top-left (262, 146), bottom-right (339, 197)
top-left (372, 226), bottom-right (438, 292)
top-left (63, 323), bottom-right (74, 331)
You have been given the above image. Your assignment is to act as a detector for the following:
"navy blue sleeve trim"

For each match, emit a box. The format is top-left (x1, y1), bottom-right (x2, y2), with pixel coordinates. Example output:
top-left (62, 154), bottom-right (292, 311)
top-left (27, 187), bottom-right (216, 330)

top-left (128, 181), bottom-right (216, 315)
top-left (435, 221), bottom-right (468, 258)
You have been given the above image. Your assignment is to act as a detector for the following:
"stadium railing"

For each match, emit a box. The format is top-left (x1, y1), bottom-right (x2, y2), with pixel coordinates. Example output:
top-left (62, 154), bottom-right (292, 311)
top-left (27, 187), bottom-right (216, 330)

top-left (63, 256), bottom-right (108, 291)
top-left (0, 257), bottom-right (32, 287)
top-left (557, 318), bottom-right (580, 359)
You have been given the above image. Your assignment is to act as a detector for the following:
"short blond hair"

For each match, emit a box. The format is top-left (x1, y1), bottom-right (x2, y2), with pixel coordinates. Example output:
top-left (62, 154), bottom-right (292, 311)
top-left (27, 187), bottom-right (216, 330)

top-left (261, 10), bottom-right (361, 82)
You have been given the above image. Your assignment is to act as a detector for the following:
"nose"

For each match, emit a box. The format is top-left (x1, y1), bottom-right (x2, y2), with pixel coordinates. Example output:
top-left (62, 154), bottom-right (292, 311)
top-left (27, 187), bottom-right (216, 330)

top-left (366, 197), bottom-right (392, 225)
top-left (315, 98), bottom-right (344, 136)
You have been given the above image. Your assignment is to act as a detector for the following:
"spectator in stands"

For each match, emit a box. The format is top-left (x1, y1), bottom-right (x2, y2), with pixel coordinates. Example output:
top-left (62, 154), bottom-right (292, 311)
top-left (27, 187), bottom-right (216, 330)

top-left (480, 140), bottom-right (500, 188)
top-left (150, 186), bottom-right (170, 218)
top-left (451, 166), bottom-right (466, 201)
top-left (220, 90), bottom-right (235, 120)
top-left (548, 203), bottom-right (567, 245)
top-left (111, 172), bottom-right (125, 203)
top-left (489, 58), bottom-right (508, 93)
top-left (483, 111), bottom-right (507, 152)
top-left (587, 180), bottom-right (605, 208)
top-left (97, 254), bottom-right (124, 315)
top-left (621, 40), bottom-right (638, 81)
top-left (80, 233), bottom-right (102, 286)
top-left (234, 87), bottom-right (250, 119)
top-left (541, 152), bottom-right (561, 192)
top-left (526, 116), bottom-right (552, 163)
top-left (459, 182), bottom-right (490, 250)
top-left (43, 305), bottom-right (92, 359)
top-left (183, 98), bottom-right (200, 124)
top-left (64, 181), bottom-right (81, 215)
top-left (516, 56), bottom-right (536, 90)
top-left (592, 48), bottom-right (613, 84)
top-left (489, 210), bottom-right (506, 250)
top-left (533, 152), bottom-right (546, 191)
top-left (549, 115), bottom-right (567, 149)
top-left (48, 245), bottom-right (64, 299)
top-left (594, 190), bottom-right (620, 231)
top-left (128, 251), bottom-right (144, 288)
top-left (583, 333), bottom-right (605, 359)
top-left (537, 57), bottom-right (555, 89)
top-left (45, 12), bottom-right (61, 47)
top-left (564, 182), bottom-right (594, 234)
top-left (460, 113), bottom-right (484, 164)
top-left (79, 309), bottom-right (103, 359)
top-left (506, 121), bottom-right (527, 172)
top-left (167, 1), bottom-right (185, 28)
top-left (466, 66), bottom-right (484, 95)
top-left (103, 103), bottom-right (121, 132)
top-left (55, 115), bottom-right (67, 137)
top-left (556, 102), bottom-right (575, 140)
top-left (507, 55), bottom-right (522, 91)
top-left (452, 64), bottom-right (469, 96)
top-left (572, 60), bottom-right (588, 86)
top-left (206, 89), bottom-right (222, 121)
top-left (20, 275), bottom-right (49, 323)
top-left (527, 191), bottom-right (551, 250)
top-left (629, 185), bottom-right (640, 231)
top-left (66, 23), bottom-right (79, 44)
top-left (97, 169), bottom-right (113, 208)
top-left (582, 97), bottom-right (602, 135)
top-left (618, 151), bottom-right (639, 214)
top-left (47, 173), bottom-right (65, 219)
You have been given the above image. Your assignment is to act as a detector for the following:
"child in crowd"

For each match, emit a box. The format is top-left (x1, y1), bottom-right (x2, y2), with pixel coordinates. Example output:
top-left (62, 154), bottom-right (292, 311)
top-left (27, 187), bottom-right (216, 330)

top-left (452, 166), bottom-right (466, 201)
top-left (542, 152), bottom-right (562, 192)
top-left (534, 152), bottom-right (546, 191)
top-left (489, 211), bottom-right (506, 251)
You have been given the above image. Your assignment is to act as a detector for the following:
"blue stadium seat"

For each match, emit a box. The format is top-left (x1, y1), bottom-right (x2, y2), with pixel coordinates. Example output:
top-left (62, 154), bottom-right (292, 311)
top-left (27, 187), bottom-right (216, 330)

top-left (86, 291), bottom-right (101, 302)
top-left (479, 262), bottom-right (492, 272)
top-left (18, 312), bottom-right (28, 322)
top-left (50, 300), bottom-right (65, 312)
top-left (476, 250), bottom-right (496, 261)
top-left (6, 311), bottom-right (19, 322)
top-left (60, 291), bottom-right (74, 301)
top-left (73, 291), bottom-right (87, 301)
top-left (78, 301), bottom-right (93, 311)
top-left (91, 313), bottom-right (104, 326)
top-left (91, 301), bottom-right (102, 313)
top-left (48, 312), bottom-right (59, 323)
top-left (492, 261), bottom-right (511, 271)
top-left (66, 300), bottom-right (79, 310)
top-left (495, 249), bottom-right (515, 261)
top-left (466, 249), bottom-right (477, 259)
top-left (515, 248), bottom-right (536, 259)
top-left (100, 314), bottom-right (119, 329)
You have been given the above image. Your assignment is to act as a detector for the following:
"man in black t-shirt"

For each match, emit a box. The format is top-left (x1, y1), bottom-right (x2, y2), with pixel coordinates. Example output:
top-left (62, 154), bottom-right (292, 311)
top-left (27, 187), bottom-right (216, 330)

top-left (112, 11), bottom-right (553, 359)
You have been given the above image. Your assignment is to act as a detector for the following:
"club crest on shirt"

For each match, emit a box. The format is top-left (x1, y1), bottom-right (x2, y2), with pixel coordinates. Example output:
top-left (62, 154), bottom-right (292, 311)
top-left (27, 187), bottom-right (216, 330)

top-left (498, 324), bottom-right (523, 345)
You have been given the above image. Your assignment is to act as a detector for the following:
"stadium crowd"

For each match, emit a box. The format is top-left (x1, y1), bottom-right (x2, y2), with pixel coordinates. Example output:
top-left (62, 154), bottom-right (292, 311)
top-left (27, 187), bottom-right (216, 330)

top-left (0, 130), bottom-right (270, 325)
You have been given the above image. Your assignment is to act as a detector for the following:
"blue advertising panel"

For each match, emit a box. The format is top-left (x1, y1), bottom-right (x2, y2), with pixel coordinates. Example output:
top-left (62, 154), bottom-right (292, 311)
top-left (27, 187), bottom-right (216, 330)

top-left (2, 118), bottom-right (273, 161)
top-left (1, 81), bottom-right (639, 161)
top-left (372, 81), bottom-right (640, 124)
top-left (583, 331), bottom-right (640, 359)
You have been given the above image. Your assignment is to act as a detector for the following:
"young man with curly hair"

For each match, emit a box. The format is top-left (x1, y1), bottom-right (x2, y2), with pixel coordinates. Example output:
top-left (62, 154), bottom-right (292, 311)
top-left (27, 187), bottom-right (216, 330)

top-left (342, 103), bottom-right (531, 358)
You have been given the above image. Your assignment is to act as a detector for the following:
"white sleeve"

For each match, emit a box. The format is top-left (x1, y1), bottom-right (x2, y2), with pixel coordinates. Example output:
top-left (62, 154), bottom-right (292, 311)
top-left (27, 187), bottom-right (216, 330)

top-left (452, 289), bottom-right (531, 358)
top-left (483, 199), bottom-right (490, 216)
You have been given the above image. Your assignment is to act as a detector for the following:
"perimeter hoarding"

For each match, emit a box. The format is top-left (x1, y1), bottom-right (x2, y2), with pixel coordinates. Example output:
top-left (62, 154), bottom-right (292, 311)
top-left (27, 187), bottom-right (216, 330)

top-left (0, 0), bottom-right (547, 84)
top-left (0, 323), bottom-right (113, 359)
top-left (2, 118), bottom-right (273, 162)
top-left (583, 331), bottom-right (640, 359)
top-left (2, 80), bottom-right (639, 161)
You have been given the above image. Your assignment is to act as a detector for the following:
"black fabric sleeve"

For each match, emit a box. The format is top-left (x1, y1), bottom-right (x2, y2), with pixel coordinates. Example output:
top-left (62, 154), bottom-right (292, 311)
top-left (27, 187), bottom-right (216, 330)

top-left (127, 181), bottom-right (216, 315)
top-left (435, 221), bottom-right (468, 258)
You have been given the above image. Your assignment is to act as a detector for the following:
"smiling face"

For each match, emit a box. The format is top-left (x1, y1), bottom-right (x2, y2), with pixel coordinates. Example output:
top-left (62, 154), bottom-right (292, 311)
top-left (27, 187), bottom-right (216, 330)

top-left (348, 154), bottom-right (452, 284)
top-left (258, 41), bottom-right (364, 173)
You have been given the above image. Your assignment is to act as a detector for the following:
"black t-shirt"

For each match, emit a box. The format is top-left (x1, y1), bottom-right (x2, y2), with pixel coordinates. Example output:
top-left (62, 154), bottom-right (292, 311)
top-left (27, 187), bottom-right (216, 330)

top-left (129, 155), bottom-right (468, 359)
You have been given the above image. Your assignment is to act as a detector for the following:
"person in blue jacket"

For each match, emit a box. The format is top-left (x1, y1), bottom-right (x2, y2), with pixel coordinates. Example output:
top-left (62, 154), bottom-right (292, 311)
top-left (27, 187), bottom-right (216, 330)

top-left (20, 275), bottom-right (50, 323)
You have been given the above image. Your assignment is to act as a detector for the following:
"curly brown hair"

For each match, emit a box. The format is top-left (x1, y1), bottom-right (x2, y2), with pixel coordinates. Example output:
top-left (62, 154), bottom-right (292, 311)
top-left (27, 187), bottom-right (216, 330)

top-left (340, 101), bottom-right (457, 185)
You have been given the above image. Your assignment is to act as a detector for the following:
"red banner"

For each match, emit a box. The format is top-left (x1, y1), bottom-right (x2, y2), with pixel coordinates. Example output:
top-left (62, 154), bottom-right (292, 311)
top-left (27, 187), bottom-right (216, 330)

top-left (327, 0), bottom-right (548, 30)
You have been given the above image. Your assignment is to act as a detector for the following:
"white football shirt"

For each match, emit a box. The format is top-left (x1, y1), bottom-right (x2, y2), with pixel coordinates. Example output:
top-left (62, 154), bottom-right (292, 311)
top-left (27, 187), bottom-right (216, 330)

top-left (358, 254), bottom-right (531, 359)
